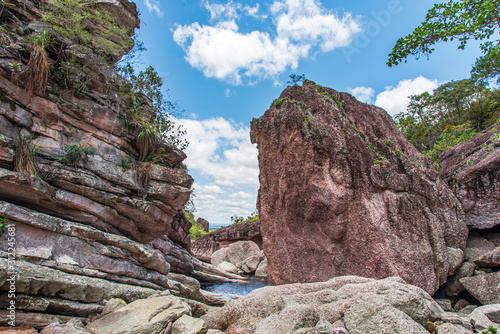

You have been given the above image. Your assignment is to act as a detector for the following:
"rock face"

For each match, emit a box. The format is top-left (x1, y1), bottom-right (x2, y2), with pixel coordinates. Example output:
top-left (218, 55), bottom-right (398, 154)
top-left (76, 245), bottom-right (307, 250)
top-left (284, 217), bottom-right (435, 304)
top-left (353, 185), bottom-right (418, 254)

top-left (197, 217), bottom-right (210, 232)
top-left (191, 220), bottom-right (262, 263)
top-left (439, 122), bottom-right (500, 230)
top-left (250, 82), bottom-right (468, 294)
top-left (0, 0), bottom-right (239, 326)
top-left (203, 276), bottom-right (442, 334)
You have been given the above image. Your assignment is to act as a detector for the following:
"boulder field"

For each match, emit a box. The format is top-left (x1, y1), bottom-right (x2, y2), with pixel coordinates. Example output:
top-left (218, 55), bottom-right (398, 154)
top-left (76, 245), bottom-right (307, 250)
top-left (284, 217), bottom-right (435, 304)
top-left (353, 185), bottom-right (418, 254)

top-left (251, 81), bottom-right (469, 295)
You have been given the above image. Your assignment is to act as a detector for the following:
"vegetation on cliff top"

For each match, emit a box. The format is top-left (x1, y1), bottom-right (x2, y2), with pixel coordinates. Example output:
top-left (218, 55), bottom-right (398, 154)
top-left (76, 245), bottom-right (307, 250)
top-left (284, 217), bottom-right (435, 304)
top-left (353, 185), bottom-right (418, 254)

top-left (389, 0), bottom-right (500, 166)
top-left (1, 0), bottom-right (187, 155)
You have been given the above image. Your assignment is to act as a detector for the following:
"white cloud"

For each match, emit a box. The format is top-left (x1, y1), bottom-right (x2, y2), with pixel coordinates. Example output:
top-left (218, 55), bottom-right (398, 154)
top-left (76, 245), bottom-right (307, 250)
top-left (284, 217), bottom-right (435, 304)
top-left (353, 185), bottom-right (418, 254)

top-left (177, 117), bottom-right (259, 225)
top-left (202, 0), bottom-right (240, 21)
top-left (375, 76), bottom-right (440, 116)
top-left (143, 0), bottom-right (163, 17)
top-left (177, 118), bottom-right (258, 187)
top-left (173, 0), bottom-right (362, 84)
top-left (348, 86), bottom-right (375, 104)
top-left (193, 183), bottom-right (225, 194)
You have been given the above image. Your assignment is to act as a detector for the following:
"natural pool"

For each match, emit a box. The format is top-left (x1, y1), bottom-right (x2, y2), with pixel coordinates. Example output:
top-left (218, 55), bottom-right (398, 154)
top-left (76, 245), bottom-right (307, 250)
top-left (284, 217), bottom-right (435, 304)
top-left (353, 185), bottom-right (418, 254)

top-left (201, 277), bottom-right (269, 299)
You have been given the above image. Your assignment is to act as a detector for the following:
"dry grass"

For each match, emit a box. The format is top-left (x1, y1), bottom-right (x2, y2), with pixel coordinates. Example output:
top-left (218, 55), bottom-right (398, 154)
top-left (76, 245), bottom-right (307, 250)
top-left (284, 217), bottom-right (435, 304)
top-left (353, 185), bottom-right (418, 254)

top-left (22, 31), bottom-right (50, 94)
top-left (14, 133), bottom-right (39, 177)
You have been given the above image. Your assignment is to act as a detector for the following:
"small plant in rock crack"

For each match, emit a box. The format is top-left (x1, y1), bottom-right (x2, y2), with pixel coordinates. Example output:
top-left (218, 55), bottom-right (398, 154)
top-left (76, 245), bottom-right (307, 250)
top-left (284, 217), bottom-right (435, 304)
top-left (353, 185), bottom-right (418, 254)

top-left (482, 326), bottom-right (498, 334)
top-left (0, 217), bottom-right (8, 236)
top-left (60, 144), bottom-right (94, 166)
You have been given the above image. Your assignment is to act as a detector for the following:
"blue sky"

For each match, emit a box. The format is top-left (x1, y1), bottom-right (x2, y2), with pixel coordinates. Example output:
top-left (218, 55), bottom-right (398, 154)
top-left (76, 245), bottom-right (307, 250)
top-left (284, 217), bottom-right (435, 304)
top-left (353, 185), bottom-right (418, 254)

top-left (133, 0), bottom-right (484, 226)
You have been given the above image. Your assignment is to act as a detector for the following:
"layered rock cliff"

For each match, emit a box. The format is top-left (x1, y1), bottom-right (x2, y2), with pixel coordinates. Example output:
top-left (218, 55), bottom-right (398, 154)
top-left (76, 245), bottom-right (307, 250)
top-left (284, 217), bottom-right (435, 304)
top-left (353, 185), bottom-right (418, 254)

top-left (250, 81), bottom-right (469, 295)
top-left (0, 0), bottom-right (237, 326)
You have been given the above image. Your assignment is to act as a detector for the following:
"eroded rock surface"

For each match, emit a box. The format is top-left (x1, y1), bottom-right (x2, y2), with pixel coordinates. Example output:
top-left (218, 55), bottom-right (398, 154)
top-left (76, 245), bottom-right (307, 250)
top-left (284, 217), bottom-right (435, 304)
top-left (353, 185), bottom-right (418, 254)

top-left (191, 220), bottom-right (262, 263)
top-left (439, 123), bottom-right (500, 230)
top-left (203, 276), bottom-right (441, 334)
top-left (250, 82), bottom-right (468, 294)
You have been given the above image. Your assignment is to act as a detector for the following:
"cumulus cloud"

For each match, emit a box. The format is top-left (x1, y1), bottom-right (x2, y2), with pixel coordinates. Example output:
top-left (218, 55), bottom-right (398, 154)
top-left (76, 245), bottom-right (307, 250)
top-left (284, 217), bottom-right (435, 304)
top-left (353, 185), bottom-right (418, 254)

top-left (177, 117), bottom-right (259, 187)
top-left (143, 0), bottom-right (163, 17)
top-left (173, 0), bottom-right (362, 84)
top-left (348, 86), bottom-right (375, 104)
top-left (202, 0), bottom-right (240, 21)
top-left (375, 76), bottom-right (440, 116)
top-left (178, 117), bottom-right (259, 225)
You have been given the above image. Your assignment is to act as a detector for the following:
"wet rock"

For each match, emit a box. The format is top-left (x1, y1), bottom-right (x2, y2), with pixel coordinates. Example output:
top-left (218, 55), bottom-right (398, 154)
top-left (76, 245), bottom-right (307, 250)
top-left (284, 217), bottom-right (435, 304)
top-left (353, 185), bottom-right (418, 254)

top-left (250, 82), bottom-right (468, 294)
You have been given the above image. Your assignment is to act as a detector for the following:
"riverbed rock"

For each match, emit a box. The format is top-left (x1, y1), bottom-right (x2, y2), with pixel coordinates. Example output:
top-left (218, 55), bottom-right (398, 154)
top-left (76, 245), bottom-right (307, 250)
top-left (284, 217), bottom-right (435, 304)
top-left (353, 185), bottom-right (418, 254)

top-left (474, 247), bottom-right (500, 267)
top-left (460, 272), bottom-right (500, 305)
top-left (446, 261), bottom-right (476, 297)
top-left (255, 258), bottom-right (268, 278)
top-left (465, 233), bottom-right (497, 261)
top-left (439, 122), bottom-right (500, 230)
top-left (465, 305), bottom-right (500, 332)
top-left (250, 82), bottom-right (468, 294)
top-left (203, 276), bottom-right (441, 334)
top-left (171, 314), bottom-right (208, 334)
top-left (435, 323), bottom-right (472, 334)
top-left (86, 295), bottom-right (190, 334)
top-left (40, 323), bottom-right (90, 334)
top-left (192, 220), bottom-right (262, 263)
top-left (218, 261), bottom-right (238, 274)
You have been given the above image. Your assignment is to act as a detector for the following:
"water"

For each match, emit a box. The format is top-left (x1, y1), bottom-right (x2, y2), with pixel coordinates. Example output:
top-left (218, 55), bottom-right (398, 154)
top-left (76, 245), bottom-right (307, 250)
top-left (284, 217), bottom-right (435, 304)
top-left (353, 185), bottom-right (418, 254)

top-left (201, 277), bottom-right (269, 299)
top-left (209, 223), bottom-right (230, 231)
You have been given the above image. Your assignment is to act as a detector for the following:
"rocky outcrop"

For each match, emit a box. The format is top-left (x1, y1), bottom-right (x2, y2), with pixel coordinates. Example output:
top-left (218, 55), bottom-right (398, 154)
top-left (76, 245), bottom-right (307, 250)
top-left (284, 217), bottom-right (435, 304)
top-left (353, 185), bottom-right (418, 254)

top-left (439, 123), bottom-right (500, 230)
top-left (250, 82), bottom-right (468, 294)
top-left (0, 0), bottom-right (241, 326)
top-left (197, 217), bottom-right (210, 232)
top-left (203, 276), bottom-right (443, 334)
top-left (191, 220), bottom-right (262, 263)
top-left (210, 240), bottom-right (265, 275)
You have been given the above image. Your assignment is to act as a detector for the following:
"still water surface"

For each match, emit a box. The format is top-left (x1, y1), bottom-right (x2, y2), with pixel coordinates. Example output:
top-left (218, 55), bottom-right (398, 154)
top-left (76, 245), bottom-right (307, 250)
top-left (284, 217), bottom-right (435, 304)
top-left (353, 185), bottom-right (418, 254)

top-left (202, 277), bottom-right (269, 299)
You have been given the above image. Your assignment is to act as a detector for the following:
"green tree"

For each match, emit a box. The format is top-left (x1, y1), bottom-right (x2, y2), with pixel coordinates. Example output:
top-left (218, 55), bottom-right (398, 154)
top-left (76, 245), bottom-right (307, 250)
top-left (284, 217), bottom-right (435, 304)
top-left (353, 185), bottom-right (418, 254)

top-left (288, 73), bottom-right (307, 85)
top-left (387, 0), bottom-right (500, 81)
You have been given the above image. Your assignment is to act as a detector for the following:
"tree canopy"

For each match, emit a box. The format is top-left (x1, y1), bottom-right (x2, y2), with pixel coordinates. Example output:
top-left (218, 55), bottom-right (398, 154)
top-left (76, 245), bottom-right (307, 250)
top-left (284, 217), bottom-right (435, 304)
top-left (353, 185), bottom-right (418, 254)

top-left (387, 0), bottom-right (500, 82)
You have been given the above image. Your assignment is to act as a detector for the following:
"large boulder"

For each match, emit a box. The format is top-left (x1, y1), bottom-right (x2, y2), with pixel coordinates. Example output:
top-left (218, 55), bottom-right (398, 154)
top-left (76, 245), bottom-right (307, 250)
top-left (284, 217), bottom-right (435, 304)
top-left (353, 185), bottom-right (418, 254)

top-left (86, 295), bottom-right (191, 334)
top-left (439, 122), bottom-right (500, 230)
top-left (197, 218), bottom-right (210, 232)
top-left (250, 82), bottom-right (468, 294)
top-left (191, 220), bottom-right (262, 262)
top-left (203, 276), bottom-right (442, 334)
